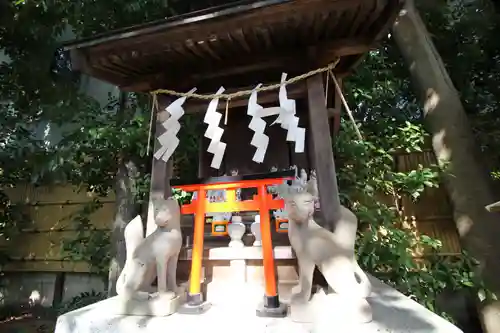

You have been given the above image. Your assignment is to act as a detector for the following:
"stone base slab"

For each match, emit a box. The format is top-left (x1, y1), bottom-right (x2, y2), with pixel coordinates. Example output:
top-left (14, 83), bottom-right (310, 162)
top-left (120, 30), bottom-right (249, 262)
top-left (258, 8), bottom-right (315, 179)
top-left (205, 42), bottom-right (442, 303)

top-left (101, 293), bottom-right (181, 317)
top-left (290, 290), bottom-right (373, 324)
top-left (96, 284), bottom-right (188, 317)
top-left (55, 276), bottom-right (464, 333)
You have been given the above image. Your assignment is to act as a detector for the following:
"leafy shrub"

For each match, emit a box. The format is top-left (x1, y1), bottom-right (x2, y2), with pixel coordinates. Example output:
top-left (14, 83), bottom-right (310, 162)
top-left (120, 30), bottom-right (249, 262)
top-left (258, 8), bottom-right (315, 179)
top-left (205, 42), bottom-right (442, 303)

top-left (336, 120), bottom-right (493, 318)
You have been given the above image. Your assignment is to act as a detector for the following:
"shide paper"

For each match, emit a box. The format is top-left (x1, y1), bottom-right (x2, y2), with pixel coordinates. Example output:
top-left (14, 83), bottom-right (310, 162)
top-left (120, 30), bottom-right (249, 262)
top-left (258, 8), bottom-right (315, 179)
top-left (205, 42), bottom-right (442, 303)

top-left (272, 73), bottom-right (305, 153)
top-left (247, 84), bottom-right (269, 163)
top-left (154, 88), bottom-right (196, 162)
top-left (154, 71), bottom-right (306, 169)
top-left (204, 87), bottom-right (226, 169)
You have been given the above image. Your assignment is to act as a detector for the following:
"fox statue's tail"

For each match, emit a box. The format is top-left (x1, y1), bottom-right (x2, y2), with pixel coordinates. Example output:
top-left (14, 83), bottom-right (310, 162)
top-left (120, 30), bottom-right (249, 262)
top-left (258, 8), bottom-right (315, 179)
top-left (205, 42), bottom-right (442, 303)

top-left (115, 215), bottom-right (145, 296)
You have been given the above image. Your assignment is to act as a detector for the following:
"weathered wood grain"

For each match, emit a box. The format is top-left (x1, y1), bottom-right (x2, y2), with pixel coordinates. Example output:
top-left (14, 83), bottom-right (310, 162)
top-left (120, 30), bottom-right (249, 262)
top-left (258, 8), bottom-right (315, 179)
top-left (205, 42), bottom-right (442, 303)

top-left (306, 74), bottom-right (341, 231)
top-left (64, 0), bottom-right (400, 91)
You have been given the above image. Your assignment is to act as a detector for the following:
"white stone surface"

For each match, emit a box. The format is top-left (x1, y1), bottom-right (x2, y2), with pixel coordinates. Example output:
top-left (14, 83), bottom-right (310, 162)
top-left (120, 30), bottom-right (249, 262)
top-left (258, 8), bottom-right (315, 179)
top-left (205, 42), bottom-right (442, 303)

top-left (91, 293), bottom-right (181, 317)
top-left (291, 290), bottom-right (373, 324)
top-left (55, 300), bottom-right (309, 333)
top-left (55, 276), bottom-right (463, 333)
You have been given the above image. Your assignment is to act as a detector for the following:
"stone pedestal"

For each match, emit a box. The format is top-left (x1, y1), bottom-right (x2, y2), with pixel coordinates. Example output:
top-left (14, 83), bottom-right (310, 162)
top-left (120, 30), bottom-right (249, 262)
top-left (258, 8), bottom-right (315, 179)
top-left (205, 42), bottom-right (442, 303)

top-left (204, 246), bottom-right (298, 307)
top-left (107, 293), bottom-right (181, 317)
top-left (206, 253), bottom-right (257, 307)
top-left (290, 276), bottom-right (464, 333)
top-left (250, 215), bottom-right (262, 246)
top-left (99, 284), bottom-right (187, 317)
top-left (228, 216), bottom-right (245, 247)
top-left (229, 259), bottom-right (246, 282)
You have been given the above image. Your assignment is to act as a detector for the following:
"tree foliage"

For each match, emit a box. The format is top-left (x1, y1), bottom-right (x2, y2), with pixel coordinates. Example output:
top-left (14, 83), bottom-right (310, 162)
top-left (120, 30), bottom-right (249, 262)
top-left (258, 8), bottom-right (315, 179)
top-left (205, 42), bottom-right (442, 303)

top-left (339, 41), bottom-right (493, 317)
top-left (337, 119), bottom-right (487, 317)
top-left (420, 0), bottom-right (500, 180)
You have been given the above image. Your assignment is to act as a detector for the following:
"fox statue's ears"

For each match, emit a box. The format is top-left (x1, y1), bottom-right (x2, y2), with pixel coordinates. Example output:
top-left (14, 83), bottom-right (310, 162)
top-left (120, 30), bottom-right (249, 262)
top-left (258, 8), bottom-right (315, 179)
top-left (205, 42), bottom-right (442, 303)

top-left (276, 169), bottom-right (318, 200)
top-left (306, 171), bottom-right (318, 198)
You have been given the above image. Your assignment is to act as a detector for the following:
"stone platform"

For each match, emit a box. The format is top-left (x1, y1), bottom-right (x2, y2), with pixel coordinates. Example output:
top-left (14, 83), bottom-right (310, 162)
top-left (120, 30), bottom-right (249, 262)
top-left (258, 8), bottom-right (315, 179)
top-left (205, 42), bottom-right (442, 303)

top-left (54, 276), bottom-right (463, 333)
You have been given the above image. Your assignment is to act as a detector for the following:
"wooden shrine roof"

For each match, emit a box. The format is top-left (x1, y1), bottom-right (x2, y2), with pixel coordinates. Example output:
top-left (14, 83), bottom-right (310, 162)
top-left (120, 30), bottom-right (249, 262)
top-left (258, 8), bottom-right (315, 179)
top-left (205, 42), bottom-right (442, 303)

top-left (63, 0), bottom-right (403, 93)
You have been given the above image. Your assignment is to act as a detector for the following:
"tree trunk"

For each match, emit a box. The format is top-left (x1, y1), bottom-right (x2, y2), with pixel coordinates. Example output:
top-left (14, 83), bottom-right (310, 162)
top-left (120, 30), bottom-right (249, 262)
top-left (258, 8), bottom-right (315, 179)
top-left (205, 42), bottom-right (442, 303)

top-left (107, 92), bottom-right (141, 297)
top-left (392, 2), bottom-right (500, 331)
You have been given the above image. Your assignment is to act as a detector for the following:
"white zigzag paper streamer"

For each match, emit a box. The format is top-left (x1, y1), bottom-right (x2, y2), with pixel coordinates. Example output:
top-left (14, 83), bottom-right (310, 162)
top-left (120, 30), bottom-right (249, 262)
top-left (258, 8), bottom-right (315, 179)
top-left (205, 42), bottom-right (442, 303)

top-left (272, 73), bottom-right (305, 153)
top-left (154, 88), bottom-right (196, 162)
top-left (203, 87), bottom-right (226, 169)
top-left (247, 84), bottom-right (269, 163)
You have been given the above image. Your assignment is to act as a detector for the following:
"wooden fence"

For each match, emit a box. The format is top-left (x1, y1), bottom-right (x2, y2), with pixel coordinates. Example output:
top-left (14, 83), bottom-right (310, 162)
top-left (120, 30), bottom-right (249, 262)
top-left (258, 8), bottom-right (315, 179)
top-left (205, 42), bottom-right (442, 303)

top-left (397, 151), bottom-right (461, 255)
top-left (0, 151), bottom-right (461, 273)
top-left (1, 185), bottom-right (115, 273)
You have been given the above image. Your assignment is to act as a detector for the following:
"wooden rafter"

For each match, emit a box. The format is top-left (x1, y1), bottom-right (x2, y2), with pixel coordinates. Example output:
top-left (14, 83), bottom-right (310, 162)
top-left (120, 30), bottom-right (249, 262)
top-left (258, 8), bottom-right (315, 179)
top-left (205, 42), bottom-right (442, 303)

top-left (63, 0), bottom-right (403, 93)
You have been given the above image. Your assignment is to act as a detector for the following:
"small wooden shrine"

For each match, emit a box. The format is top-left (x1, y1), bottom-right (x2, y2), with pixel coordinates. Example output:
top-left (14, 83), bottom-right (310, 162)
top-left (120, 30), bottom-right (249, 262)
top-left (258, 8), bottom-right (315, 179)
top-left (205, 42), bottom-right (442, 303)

top-left (63, 0), bottom-right (402, 317)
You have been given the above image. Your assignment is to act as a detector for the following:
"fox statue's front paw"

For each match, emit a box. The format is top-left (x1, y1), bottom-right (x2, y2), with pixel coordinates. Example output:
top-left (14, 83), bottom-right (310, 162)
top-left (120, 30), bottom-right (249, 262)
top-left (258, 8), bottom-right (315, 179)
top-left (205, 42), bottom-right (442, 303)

top-left (291, 284), bottom-right (301, 295)
top-left (290, 286), bottom-right (311, 304)
top-left (148, 291), bottom-right (176, 300)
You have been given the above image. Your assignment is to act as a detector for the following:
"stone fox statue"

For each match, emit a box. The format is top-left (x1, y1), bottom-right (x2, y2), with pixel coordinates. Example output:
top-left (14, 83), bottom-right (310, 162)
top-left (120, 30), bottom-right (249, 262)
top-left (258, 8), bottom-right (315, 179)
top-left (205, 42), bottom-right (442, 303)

top-left (277, 171), bottom-right (371, 303)
top-left (116, 195), bottom-right (182, 300)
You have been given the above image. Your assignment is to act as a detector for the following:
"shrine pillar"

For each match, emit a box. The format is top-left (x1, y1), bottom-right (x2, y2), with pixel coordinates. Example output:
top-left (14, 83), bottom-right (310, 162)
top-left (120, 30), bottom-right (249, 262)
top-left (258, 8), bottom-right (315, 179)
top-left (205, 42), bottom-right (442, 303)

top-left (306, 74), bottom-right (342, 231)
top-left (146, 95), bottom-right (174, 236)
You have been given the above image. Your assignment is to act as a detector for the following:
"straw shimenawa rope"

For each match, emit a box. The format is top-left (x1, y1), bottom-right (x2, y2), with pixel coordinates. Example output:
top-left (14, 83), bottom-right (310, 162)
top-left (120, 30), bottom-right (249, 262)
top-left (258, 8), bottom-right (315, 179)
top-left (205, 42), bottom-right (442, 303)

top-left (145, 58), bottom-right (365, 155)
top-left (328, 69), bottom-right (363, 141)
top-left (150, 59), bottom-right (340, 100)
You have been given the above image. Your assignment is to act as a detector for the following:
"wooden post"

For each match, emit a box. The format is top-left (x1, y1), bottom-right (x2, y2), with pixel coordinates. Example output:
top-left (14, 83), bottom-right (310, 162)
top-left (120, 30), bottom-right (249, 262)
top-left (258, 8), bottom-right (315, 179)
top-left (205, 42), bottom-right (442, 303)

top-left (151, 95), bottom-right (173, 196)
top-left (146, 95), bottom-right (174, 236)
top-left (306, 74), bottom-right (341, 231)
top-left (198, 135), bottom-right (205, 178)
top-left (149, 97), bottom-right (210, 313)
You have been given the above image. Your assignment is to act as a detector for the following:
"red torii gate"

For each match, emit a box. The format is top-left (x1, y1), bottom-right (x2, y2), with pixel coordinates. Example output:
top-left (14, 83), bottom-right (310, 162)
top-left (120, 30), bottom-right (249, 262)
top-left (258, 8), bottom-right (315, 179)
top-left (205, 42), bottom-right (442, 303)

top-left (172, 170), bottom-right (293, 316)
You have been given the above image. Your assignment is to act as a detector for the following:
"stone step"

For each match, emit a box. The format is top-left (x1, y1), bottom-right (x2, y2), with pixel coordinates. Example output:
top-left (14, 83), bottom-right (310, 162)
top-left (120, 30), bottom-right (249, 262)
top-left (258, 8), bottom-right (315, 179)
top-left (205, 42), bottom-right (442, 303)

top-left (176, 246), bottom-right (298, 295)
top-left (205, 280), bottom-right (297, 307)
top-left (207, 258), bottom-right (298, 284)
top-left (179, 246), bottom-right (296, 260)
